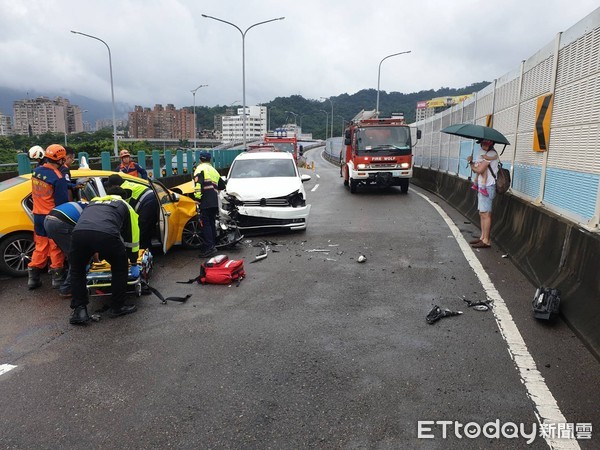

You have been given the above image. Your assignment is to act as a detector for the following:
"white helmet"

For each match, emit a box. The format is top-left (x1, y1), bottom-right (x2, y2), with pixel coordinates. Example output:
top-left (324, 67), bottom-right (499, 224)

top-left (28, 145), bottom-right (45, 160)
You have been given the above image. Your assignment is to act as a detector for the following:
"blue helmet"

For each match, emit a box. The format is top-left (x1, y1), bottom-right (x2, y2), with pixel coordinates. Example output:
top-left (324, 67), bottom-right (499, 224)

top-left (199, 151), bottom-right (212, 161)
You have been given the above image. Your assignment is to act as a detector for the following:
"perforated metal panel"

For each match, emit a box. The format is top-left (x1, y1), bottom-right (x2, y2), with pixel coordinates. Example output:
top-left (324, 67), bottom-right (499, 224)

top-left (513, 163), bottom-right (542, 199)
top-left (547, 124), bottom-right (600, 172)
top-left (557, 26), bottom-right (600, 86)
top-left (520, 56), bottom-right (553, 101)
top-left (495, 77), bottom-right (521, 111)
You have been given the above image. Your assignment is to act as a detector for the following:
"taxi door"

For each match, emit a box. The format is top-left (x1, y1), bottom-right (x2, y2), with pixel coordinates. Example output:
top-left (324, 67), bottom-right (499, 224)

top-left (149, 181), bottom-right (179, 253)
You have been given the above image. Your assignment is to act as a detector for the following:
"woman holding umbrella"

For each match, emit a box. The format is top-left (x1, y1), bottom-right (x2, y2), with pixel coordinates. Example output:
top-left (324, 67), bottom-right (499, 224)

top-left (467, 139), bottom-right (499, 248)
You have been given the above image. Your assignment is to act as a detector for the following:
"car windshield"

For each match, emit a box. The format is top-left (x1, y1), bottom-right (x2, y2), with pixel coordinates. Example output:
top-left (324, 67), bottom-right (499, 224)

top-left (356, 126), bottom-right (412, 156)
top-left (229, 159), bottom-right (297, 178)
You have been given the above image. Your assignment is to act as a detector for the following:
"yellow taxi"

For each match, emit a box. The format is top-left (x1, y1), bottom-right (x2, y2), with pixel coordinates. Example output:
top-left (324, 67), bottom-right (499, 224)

top-left (0, 169), bottom-right (203, 277)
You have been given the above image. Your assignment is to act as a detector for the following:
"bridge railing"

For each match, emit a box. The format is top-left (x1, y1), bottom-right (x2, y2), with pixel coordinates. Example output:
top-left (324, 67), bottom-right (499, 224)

top-left (12, 148), bottom-right (245, 180)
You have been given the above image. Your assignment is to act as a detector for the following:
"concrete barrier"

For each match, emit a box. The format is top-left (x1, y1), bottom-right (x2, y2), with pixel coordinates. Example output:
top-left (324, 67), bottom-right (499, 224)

top-left (412, 167), bottom-right (600, 359)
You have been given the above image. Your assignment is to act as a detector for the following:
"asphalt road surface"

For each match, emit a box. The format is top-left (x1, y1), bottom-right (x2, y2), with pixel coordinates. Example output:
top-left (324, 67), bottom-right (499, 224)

top-left (1, 147), bottom-right (598, 449)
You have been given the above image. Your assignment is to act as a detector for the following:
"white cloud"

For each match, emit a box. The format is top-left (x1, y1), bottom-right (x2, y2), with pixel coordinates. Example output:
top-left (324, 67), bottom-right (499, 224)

top-left (1, 0), bottom-right (598, 109)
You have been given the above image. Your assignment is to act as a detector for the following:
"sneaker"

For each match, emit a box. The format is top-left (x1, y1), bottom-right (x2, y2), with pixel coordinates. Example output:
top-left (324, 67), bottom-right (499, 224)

top-left (198, 247), bottom-right (218, 258)
top-left (478, 186), bottom-right (489, 196)
top-left (108, 304), bottom-right (138, 318)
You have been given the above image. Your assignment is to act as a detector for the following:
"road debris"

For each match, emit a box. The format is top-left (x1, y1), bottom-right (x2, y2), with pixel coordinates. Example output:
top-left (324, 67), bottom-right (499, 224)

top-left (305, 249), bottom-right (330, 253)
top-left (462, 297), bottom-right (493, 311)
top-left (357, 255), bottom-right (367, 263)
top-left (426, 305), bottom-right (463, 324)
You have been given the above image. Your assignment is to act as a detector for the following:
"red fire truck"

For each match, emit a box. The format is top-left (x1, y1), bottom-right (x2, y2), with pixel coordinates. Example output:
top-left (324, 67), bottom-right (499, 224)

top-left (264, 129), bottom-right (299, 160)
top-left (341, 110), bottom-right (421, 193)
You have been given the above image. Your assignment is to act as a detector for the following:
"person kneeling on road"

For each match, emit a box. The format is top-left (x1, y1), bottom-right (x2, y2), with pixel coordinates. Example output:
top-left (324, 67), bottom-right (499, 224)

top-left (68, 186), bottom-right (140, 325)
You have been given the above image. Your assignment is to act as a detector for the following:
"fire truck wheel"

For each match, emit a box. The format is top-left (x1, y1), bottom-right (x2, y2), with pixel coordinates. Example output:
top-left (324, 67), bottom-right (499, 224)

top-left (400, 179), bottom-right (409, 193)
top-left (350, 179), bottom-right (358, 194)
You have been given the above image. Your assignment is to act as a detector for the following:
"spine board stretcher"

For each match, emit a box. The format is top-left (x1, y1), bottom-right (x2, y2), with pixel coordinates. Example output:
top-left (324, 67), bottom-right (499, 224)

top-left (86, 249), bottom-right (153, 297)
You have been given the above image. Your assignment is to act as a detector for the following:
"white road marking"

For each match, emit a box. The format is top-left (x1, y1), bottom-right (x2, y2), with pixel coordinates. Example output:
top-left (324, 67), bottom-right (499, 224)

top-left (414, 190), bottom-right (579, 450)
top-left (311, 184), bottom-right (319, 192)
top-left (0, 364), bottom-right (17, 376)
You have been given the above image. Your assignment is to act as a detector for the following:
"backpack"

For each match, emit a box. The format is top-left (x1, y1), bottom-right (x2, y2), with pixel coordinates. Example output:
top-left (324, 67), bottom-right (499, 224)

top-left (489, 162), bottom-right (511, 194)
top-left (180, 254), bottom-right (245, 286)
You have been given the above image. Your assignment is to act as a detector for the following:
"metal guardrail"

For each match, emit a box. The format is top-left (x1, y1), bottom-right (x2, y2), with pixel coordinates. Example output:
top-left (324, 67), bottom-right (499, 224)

top-left (10, 148), bottom-right (245, 179)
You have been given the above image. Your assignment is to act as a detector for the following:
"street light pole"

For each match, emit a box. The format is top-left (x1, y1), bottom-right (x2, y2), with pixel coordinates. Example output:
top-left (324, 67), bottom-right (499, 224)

top-left (71, 30), bottom-right (119, 156)
top-left (202, 14), bottom-right (284, 148)
top-left (376, 51), bottom-right (411, 116)
top-left (268, 106), bottom-right (276, 131)
top-left (320, 97), bottom-right (334, 139)
top-left (191, 84), bottom-right (208, 149)
top-left (64, 109), bottom-right (87, 147)
top-left (319, 109), bottom-right (329, 140)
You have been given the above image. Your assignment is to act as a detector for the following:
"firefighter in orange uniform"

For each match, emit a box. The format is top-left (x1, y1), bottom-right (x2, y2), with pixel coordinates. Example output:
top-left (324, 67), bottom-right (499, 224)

top-left (28, 144), bottom-right (69, 290)
top-left (117, 149), bottom-right (148, 179)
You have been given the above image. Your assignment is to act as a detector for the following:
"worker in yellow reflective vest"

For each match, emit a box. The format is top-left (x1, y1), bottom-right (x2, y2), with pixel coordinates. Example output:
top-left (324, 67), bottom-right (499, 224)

top-left (68, 188), bottom-right (140, 325)
top-left (194, 151), bottom-right (225, 258)
top-left (107, 174), bottom-right (159, 250)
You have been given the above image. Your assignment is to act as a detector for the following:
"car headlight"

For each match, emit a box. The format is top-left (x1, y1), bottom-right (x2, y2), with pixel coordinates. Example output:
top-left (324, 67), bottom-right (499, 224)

top-left (357, 163), bottom-right (366, 169)
top-left (287, 190), bottom-right (306, 207)
top-left (400, 162), bottom-right (411, 169)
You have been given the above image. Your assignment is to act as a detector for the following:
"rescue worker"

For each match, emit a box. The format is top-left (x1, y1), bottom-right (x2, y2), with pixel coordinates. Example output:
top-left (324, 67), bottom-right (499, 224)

top-left (193, 151), bottom-right (225, 258)
top-left (107, 174), bottom-right (158, 250)
top-left (68, 186), bottom-right (140, 325)
top-left (44, 201), bottom-right (88, 297)
top-left (28, 144), bottom-right (69, 290)
top-left (28, 145), bottom-right (45, 167)
top-left (60, 147), bottom-right (83, 200)
top-left (117, 149), bottom-right (148, 179)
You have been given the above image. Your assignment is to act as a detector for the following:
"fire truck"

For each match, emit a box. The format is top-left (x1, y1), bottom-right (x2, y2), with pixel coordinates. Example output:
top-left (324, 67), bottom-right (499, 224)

top-left (264, 129), bottom-right (299, 160)
top-left (341, 110), bottom-right (421, 193)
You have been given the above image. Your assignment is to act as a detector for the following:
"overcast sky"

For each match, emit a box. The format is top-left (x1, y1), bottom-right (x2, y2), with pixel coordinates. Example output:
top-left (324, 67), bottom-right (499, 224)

top-left (1, 0), bottom-right (598, 109)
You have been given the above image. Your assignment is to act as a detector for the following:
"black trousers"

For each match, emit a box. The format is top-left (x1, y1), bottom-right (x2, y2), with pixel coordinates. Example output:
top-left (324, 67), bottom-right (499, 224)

top-left (200, 207), bottom-right (218, 250)
top-left (70, 230), bottom-right (128, 310)
top-left (137, 196), bottom-right (159, 250)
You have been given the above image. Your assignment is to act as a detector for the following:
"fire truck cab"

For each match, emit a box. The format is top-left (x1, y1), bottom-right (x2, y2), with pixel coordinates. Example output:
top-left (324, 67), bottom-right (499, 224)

top-left (341, 110), bottom-right (421, 194)
top-left (264, 129), bottom-right (299, 161)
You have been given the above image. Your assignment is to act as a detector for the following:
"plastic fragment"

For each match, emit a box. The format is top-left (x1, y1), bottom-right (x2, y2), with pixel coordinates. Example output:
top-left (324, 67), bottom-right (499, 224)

top-left (426, 305), bottom-right (463, 324)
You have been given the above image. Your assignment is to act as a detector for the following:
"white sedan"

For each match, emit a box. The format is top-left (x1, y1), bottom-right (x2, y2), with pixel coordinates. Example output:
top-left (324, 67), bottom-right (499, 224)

top-left (221, 151), bottom-right (311, 232)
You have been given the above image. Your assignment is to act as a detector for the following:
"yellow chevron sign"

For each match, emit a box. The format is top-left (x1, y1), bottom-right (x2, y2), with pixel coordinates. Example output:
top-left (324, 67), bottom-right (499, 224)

top-left (534, 94), bottom-right (553, 152)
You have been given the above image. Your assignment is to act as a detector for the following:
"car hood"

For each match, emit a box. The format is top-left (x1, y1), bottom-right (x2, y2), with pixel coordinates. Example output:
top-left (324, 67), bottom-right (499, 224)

top-left (226, 177), bottom-right (304, 200)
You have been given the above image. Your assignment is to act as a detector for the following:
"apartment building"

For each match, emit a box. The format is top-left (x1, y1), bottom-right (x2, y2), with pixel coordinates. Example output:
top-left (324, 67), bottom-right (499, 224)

top-left (12, 97), bottom-right (83, 136)
top-left (221, 106), bottom-right (267, 143)
top-left (0, 111), bottom-right (13, 136)
top-left (128, 104), bottom-right (194, 139)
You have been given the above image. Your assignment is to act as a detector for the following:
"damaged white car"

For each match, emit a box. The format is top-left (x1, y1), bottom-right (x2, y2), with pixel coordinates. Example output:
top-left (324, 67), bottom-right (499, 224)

top-left (221, 151), bottom-right (311, 232)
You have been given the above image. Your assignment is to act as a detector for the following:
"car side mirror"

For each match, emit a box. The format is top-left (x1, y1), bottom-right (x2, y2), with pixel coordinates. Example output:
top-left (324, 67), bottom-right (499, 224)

top-left (300, 174), bottom-right (311, 182)
top-left (171, 192), bottom-right (180, 202)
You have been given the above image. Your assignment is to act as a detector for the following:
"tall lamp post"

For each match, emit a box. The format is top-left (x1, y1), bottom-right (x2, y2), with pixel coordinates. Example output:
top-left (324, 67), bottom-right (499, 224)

top-left (267, 106), bottom-right (276, 131)
top-left (285, 111), bottom-right (298, 125)
top-left (376, 50), bottom-right (411, 116)
top-left (71, 30), bottom-right (119, 156)
top-left (320, 97), bottom-right (334, 139)
top-left (191, 84), bottom-right (208, 149)
top-left (202, 14), bottom-right (285, 148)
top-left (64, 109), bottom-right (87, 147)
top-left (336, 115), bottom-right (346, 136)
top-left (319, 109), bottom-right (329, 141)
